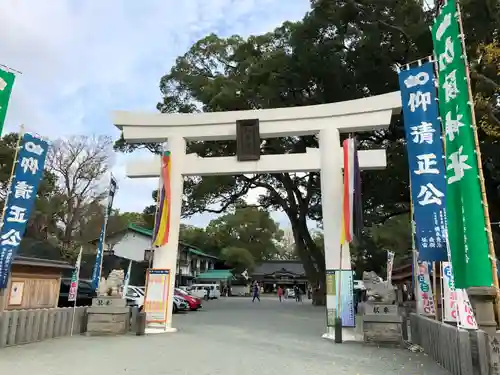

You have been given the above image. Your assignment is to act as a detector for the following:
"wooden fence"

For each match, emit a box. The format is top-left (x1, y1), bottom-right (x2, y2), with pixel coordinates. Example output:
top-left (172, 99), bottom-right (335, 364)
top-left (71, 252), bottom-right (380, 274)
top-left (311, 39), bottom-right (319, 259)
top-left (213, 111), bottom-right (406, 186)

top-left (410, 313), bottom-right (493, 375)
top-left (0, 306), bottom-right (142, 349)
top-left (0, 307), bottom-right (88, 348)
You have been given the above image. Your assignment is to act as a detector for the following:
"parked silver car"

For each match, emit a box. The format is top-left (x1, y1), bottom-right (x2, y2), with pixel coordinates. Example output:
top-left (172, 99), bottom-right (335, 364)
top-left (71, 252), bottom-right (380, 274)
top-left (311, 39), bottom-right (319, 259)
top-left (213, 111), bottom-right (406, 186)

top-left (173, 295), bottom-right (189, 313)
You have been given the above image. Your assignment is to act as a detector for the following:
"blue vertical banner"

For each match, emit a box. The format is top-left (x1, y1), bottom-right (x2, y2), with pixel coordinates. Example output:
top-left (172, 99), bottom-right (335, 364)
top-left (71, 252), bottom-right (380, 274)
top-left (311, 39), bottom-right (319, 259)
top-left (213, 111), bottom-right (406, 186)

top-left (398, 62), bottom-right (447, 261)
top-left (91, 175), bottom-right (118, 290)
top-left (0, 133), bottom-right (49, 288)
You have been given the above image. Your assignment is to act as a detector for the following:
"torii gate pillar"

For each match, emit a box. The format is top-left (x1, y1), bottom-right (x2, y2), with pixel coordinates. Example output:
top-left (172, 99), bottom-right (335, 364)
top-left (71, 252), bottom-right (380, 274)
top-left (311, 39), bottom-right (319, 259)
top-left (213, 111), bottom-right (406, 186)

top-left (113, 91), bottom-right (402, 339)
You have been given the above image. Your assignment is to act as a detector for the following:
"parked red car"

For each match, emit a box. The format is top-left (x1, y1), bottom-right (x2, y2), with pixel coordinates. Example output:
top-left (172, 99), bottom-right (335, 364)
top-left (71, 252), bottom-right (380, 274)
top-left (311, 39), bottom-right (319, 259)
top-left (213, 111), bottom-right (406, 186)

top-left (174, 288), bottom-right (202, 310)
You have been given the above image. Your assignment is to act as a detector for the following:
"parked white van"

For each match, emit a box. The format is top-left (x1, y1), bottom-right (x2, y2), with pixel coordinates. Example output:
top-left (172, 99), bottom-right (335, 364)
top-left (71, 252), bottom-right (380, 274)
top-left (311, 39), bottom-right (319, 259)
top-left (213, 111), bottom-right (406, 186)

top-left (189, 284), bottom-right (220, 299)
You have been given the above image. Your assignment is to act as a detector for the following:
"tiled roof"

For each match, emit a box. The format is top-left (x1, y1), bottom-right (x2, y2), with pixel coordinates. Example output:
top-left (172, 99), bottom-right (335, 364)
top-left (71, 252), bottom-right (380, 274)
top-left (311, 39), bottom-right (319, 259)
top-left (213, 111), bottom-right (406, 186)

top-left (252, 261), bottom-right (305, 275)
top-left (127, 223), bottom-right (218, 259)
top-left (13, 256), bottom-right (73, 269)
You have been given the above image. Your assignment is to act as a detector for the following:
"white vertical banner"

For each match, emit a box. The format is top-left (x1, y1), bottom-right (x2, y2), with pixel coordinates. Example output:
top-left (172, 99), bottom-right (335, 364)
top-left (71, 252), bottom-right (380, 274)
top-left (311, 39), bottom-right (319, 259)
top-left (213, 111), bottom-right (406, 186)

top-left (68, 247), bottom-right (83, 302)
top-left (442, 261), bottom-right (477, 329)
top-left (122, 260), bottom-right (132, 299)
top-left (387, 251), bottom-right (395, 284)
top-left (442, 262), bottom-right (458, 322)
top-left (416, 261), bottom-right (436, 317)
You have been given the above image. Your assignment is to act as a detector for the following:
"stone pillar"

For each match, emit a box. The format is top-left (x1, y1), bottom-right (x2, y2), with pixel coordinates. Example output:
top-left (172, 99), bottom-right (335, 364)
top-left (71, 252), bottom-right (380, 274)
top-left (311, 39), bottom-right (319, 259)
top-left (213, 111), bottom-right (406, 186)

top-left (467, 286), bottom-right (497, 335)
top-left (152, 136), bottom-right (186, 333)
top-left (319, 128), bottom-right (344, 339)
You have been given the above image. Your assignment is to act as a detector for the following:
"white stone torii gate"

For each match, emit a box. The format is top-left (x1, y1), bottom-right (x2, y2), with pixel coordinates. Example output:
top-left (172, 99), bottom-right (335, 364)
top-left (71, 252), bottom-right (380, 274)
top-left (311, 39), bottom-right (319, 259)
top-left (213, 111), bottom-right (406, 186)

top-left (113, 91), bottom-right (402, 338)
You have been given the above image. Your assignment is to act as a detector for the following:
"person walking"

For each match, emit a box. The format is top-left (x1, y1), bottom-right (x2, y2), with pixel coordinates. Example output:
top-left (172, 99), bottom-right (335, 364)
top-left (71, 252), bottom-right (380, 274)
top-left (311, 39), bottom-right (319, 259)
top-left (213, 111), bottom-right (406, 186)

top-left (293, 284), bottom-right (301, 303)
top-left (277, 286), bottom-right (283, 302)
top-left (252, 282), bottom-right (260, 302)
top-left (205, 286), bottom-right (210, 301)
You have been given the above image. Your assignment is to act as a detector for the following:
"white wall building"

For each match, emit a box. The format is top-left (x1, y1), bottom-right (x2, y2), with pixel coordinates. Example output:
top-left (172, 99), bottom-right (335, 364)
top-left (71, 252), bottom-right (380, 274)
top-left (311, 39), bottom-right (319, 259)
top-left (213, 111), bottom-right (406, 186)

top-left (104, 223), bottom-right (217, 285)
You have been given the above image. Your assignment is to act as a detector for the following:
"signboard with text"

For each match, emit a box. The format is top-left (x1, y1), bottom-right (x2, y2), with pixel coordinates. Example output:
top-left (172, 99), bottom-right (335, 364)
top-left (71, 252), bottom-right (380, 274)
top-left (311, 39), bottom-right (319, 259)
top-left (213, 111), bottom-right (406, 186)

top-left (398, 62), bottom-right (448, 261)
top-left (144, 269), bottom-right (170, 329)
top-left (0, 133), bottom-right (49, 288)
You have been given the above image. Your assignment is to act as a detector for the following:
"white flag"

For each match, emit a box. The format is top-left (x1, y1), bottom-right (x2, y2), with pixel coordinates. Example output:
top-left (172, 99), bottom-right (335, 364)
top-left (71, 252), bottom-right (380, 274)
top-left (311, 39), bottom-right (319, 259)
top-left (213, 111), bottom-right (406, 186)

top-left (68, 247), bottom-right (83, 302)
top-left (387, 251), bottom-right (395, 284)
top-left (416, 261), bottom-right (436, 317)
top-left (122, 260), bottom-right (132, 299)
top-left (441, 261), bottom-right (477, 329)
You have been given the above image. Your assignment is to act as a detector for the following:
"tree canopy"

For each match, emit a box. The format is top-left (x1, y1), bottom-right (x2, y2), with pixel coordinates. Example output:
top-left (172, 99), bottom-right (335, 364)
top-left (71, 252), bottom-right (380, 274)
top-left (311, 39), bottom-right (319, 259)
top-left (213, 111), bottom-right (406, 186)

top-left (115, 0), bottom-right (500, 282)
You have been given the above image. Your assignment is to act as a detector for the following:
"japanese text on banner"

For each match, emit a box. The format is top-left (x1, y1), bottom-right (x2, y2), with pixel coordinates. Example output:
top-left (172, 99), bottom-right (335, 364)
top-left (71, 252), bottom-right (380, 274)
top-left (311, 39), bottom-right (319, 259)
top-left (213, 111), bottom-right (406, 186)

top-left (442, 262), bottom-right (478, 329)
top-left (432, 0), bottom-right (492, 288)
top-left (416, 261), bottom-right (436, 317)
top-left (0, 133), bottom-right (49, 288)
top-left (398, 62), bottom-right (447, 261)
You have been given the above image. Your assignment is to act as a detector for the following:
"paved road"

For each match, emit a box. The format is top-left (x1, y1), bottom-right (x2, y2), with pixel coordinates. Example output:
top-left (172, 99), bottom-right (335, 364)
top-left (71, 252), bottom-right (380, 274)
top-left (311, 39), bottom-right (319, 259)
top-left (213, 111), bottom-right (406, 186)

top-left (0, 297), bottom-right (448, 374)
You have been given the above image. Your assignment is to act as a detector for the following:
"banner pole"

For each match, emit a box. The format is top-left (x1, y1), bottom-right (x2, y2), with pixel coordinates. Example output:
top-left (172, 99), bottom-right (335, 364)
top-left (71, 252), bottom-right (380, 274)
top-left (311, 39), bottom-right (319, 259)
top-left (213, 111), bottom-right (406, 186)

top-left (94, 173), bottom-right (117, 292)
top-left (442, 266), bottom-right (446, 323)
top-left (455, 1), bottom-right (500, 321)
top-left (0, 64), bottom-right (22, 75)
top-left (70, 298), bottom-right (77, 337)
top-left (432, 261), bottom-right (438, 320)
top-left (0, 125), bottom-right (24, 228)
top-left (150, 157), bottom-right (163, 266)
top-left (409, 174), bottom-right (418, 303)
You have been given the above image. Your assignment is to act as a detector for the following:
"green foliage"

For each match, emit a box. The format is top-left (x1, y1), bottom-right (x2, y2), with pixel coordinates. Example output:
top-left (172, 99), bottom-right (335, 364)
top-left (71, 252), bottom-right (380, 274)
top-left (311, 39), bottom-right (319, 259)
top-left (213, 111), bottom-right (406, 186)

top-left (180, 224), bottom-right (219, 254)
top-left (370, 214), bottom-right (412, 257)
top-left (219, 246), bottom-right (255, 274)
top-left (206, 205), bottom-right (284, 261)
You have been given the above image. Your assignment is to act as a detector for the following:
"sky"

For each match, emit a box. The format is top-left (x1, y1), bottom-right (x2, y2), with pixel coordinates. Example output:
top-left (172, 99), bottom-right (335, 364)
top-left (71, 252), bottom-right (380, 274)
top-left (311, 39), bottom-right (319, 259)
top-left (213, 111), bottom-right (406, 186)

top-left (1, 0), bottom-right (311, 229)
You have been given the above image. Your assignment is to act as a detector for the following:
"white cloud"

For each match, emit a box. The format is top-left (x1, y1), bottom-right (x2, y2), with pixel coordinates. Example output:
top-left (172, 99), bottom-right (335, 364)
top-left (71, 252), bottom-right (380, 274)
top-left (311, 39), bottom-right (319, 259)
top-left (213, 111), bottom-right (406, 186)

top-left (1, 0), bottom-right (310, 227)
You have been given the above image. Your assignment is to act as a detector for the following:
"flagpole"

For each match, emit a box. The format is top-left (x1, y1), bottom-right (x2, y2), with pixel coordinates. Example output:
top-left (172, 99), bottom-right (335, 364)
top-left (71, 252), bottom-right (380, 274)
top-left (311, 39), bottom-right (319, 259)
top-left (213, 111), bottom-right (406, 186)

top-left (149, 149), bottom-right (165, 267)
top-left (95, 173), bottom-right (115, 292)
top-left (70, 247), bottom-right (82, 337)
top-left (0, 64), bottom-right (22, 75)
top-left (432, 261), bottom-right (438, 320)
top-left (123, 259), bottom-right (132, 298)
top-left (0, 125), bottom-right (24, 228)
top-left (70, 297), bottom-right (77, 337)
top-left (409, 175), bottom-right (418, 304)
top-left (455, 0), bottom-right (500, 320)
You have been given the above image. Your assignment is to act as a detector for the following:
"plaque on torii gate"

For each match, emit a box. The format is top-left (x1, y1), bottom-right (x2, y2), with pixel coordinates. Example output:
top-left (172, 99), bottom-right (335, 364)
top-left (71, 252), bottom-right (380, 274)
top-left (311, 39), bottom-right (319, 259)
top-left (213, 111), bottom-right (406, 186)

top-left (236, 119), bottom-right (260, 162)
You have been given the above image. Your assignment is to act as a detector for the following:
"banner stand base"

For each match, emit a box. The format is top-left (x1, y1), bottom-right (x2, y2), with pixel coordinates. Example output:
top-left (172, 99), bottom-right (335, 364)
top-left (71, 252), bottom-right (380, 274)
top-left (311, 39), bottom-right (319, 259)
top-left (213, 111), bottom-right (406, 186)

top-left (145, 326), bottom-right (177, 335)
top-left (322, 327), bottom-right (357, 342)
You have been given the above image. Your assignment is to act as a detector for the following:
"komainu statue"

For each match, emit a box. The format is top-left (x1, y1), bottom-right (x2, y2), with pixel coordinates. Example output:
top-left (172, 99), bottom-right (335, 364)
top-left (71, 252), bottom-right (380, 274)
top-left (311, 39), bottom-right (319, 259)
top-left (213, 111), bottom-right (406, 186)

top-left (97, 269), bottom-right (125, 297)
top-left (362, 271), bottom-right (396, 304)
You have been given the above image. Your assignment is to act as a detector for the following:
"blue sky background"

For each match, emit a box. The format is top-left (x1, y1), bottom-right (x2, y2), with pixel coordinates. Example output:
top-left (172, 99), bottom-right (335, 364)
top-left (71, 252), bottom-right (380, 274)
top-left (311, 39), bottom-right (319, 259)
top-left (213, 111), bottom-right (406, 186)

top-left (1, 0), bottom-right (311, 229)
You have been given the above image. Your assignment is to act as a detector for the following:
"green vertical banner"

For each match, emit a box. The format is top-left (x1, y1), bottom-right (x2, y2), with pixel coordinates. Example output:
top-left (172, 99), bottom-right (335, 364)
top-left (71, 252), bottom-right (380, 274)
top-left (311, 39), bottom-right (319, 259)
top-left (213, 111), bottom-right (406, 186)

top-left (431, 0), bottom-right (492, 288)
top-left (0, 68), bottom-right (16, 136)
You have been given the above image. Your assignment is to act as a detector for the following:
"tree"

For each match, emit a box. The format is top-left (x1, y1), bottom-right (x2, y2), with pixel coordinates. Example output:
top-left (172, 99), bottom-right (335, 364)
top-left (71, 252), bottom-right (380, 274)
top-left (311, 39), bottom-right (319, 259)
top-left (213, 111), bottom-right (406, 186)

top-left (116, 0), bottom-right (500, 292)
top-left (47, 135), bottom-right (114, 255)
top-left (219, 246), bottom-right (255, 274)
top-left (118, 211), bottom-right (148, 227)
top-left (179, 224), bottom-right (218, 254)
top-left (205, 205), bottom-right (283, 261)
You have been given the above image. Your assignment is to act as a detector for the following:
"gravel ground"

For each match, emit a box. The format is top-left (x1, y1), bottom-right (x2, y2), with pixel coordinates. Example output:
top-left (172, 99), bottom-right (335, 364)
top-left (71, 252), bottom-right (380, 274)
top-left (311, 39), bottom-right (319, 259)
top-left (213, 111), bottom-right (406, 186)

top-left (0, 296), bottom-right (449, 375)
